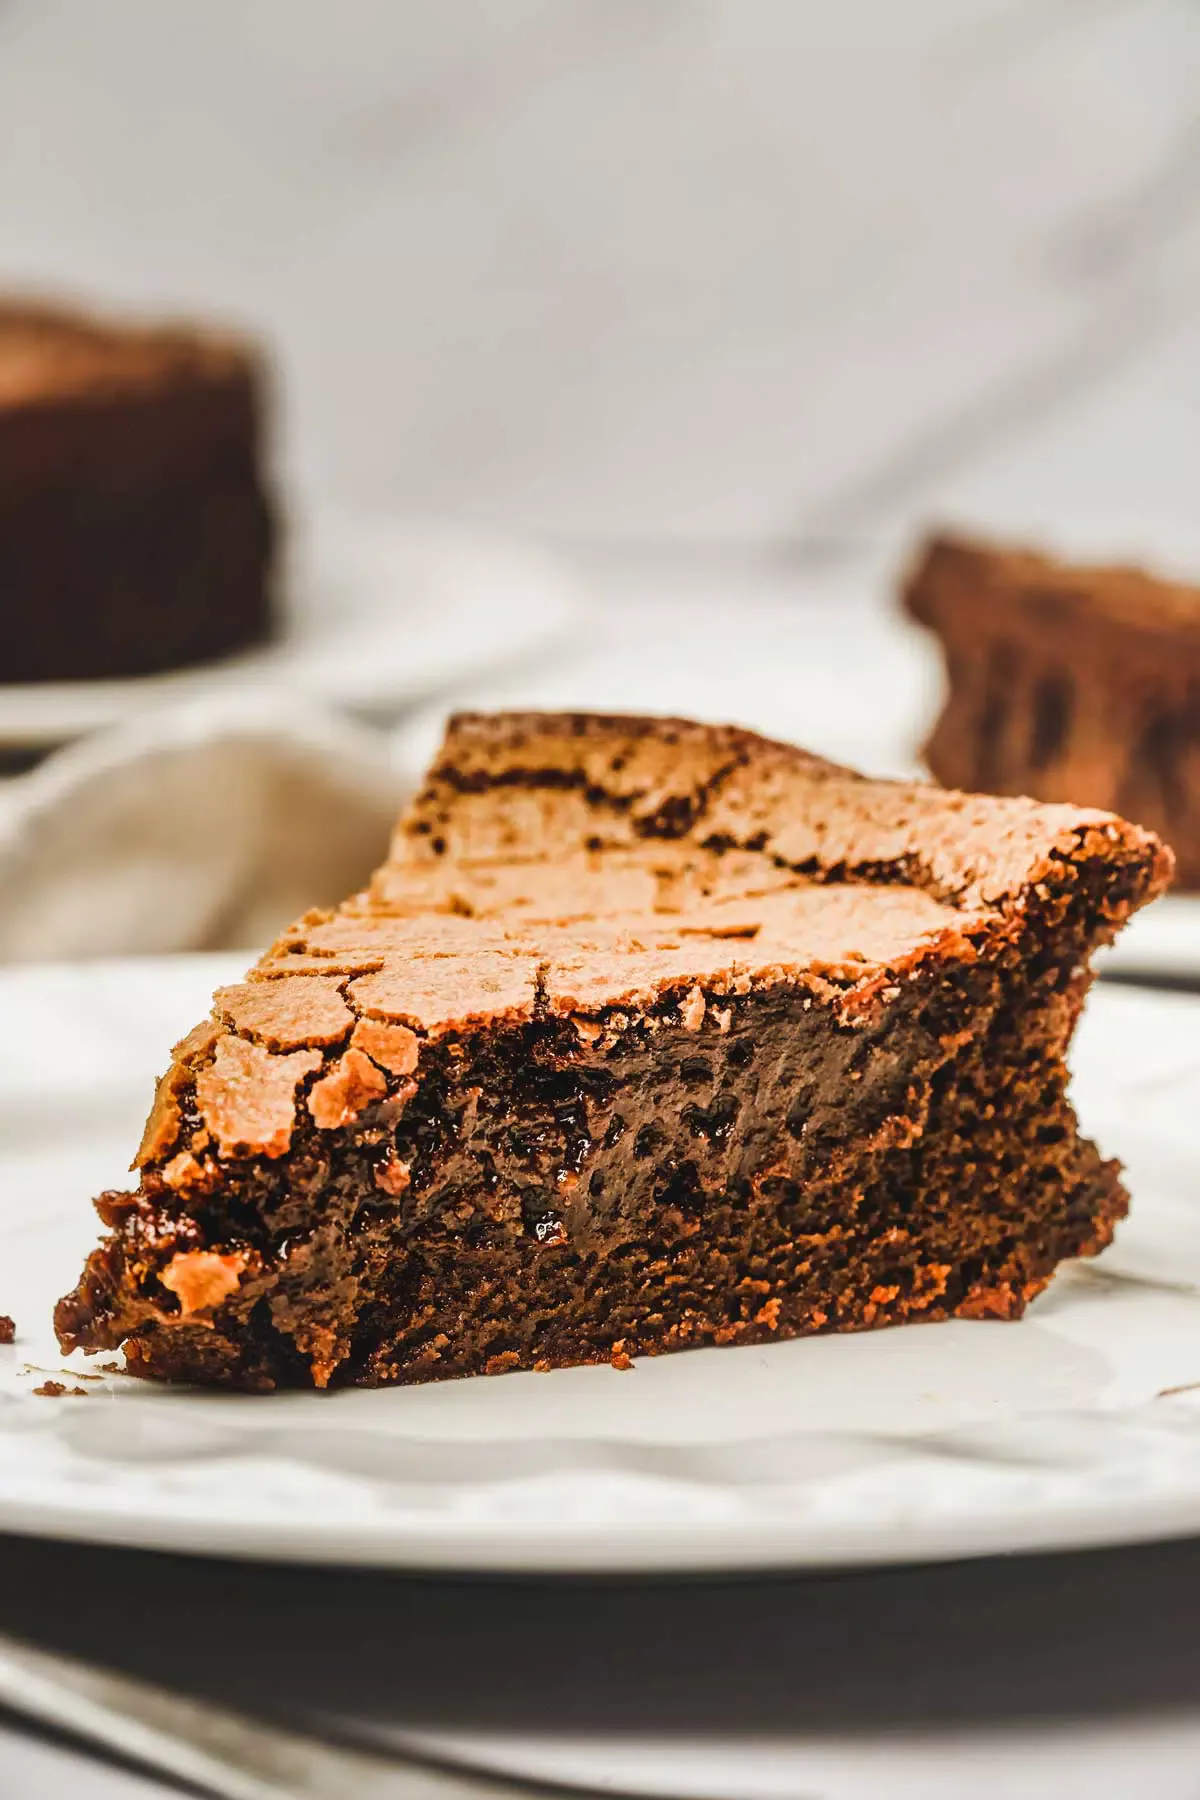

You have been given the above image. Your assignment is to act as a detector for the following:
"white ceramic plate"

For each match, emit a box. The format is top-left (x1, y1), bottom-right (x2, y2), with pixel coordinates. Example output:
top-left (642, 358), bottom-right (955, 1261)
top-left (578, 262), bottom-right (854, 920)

top-left (1097, 894), bottom-right (1200, 986)
top-left (1, 956), bottom-right (1199, 1573)
top-left (0, 512), bottom-right (577, 751)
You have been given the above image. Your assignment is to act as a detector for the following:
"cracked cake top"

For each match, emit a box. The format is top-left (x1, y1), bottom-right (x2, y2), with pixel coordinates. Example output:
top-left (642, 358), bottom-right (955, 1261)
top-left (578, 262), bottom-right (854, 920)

top-left (133, 712), bottom-right (1171, 1171)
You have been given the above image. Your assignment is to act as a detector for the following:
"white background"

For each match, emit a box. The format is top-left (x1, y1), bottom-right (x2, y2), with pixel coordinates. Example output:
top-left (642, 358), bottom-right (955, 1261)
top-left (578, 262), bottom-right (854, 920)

top-left (2, 0), bottom-right (1199, 552)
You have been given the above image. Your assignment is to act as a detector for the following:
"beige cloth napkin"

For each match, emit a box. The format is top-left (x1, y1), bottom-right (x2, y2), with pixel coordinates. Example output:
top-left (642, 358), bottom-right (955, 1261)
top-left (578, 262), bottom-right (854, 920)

top-left (0, 697), bottom-right (410, 964)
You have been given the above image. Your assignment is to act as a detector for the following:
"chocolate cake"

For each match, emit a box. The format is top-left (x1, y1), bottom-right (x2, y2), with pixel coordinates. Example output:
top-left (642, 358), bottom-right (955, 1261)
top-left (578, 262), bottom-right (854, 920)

top-left (905, 531), bottom-right (1200, 884)
top-left (0, 298), bottom-right (275, 684)
top-left (56, 712), bottom-right (1170, 1391)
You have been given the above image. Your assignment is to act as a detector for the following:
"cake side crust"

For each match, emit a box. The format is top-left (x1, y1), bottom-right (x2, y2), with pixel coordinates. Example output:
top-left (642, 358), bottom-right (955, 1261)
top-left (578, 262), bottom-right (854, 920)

top-left (55, 876), bottom-right (1136, 1388)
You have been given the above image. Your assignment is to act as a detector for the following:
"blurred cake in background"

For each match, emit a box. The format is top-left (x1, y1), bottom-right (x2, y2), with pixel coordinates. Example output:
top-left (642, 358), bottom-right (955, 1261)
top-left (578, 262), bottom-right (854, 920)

top-left (903, 531), bottom-right (1195, 886)
top-left (0, 297), bottom-right (276, 684)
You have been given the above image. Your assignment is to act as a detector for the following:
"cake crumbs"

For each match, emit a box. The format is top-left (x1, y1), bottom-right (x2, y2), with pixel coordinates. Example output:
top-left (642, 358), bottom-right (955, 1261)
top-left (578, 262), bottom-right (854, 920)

top-left (0, 1316), bottom-right (14, 1345)
top-left (610, 1340), bottom-right (634, 1371)
top-left (681, 986), bottom-right (706, 1031)
top-left (22, 1362), bottom-right (105, 1383)
top-left (33, 1380), bottom-right (89, 1398)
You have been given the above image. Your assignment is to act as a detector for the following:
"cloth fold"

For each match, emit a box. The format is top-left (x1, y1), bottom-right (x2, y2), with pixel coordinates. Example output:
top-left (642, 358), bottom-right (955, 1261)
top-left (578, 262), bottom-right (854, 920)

top-left (0, 697), bottom-right (410, 964)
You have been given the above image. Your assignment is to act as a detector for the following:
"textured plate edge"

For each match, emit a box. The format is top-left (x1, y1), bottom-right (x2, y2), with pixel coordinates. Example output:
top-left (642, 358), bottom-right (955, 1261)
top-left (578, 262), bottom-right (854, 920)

top-left (5, 1475), bottom-right (1200, 1574)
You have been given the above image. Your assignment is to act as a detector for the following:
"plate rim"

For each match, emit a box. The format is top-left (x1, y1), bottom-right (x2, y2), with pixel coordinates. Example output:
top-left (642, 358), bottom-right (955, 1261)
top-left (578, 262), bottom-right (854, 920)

top-left (2, 1472), bottom-right (1200, 1575)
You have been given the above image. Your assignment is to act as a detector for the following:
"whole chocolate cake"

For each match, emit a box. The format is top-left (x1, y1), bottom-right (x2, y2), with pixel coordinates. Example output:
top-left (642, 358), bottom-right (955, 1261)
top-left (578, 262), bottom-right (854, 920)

top-left (905, 530), bottom-right (1199, 884)
top-left (56, 712), bottom-right (1170, 1390)
top-left (0, 297), bottom-right (275, 684)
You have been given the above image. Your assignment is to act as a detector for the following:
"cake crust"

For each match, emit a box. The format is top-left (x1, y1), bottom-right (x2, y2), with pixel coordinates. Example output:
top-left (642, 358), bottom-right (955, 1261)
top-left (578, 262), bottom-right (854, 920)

top-left (0, 299), bottom-right (255, 414)
top-left (56, 712), bottom-right (1171, 1390)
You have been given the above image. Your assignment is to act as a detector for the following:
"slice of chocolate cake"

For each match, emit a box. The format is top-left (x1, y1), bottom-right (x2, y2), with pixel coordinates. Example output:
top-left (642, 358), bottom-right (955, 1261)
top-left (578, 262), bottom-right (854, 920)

top-left (56, 712), bottom-right (1170, 1391)
top-left (0, 297), bottom-right (275, 684)
top-left (904, 530), bottom-right (1199, 884)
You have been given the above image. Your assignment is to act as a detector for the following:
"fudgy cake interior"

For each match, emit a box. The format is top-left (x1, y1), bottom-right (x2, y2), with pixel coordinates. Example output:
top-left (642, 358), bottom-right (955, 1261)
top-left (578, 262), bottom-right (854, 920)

top-left (905, 532), bottom-right (1200, 884)
top-left (0, 299), bottom-right (274, 683)
top-left (56, 713), bottom-right (1170, 1390)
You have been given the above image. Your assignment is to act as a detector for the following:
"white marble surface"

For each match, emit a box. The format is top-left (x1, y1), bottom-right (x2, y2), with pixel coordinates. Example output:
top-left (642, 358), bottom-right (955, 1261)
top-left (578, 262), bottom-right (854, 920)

top-left (3, 3), bottom-right (1200, 1794)
top-left (2, 0), bottom-right (1199, 550)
